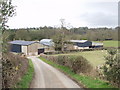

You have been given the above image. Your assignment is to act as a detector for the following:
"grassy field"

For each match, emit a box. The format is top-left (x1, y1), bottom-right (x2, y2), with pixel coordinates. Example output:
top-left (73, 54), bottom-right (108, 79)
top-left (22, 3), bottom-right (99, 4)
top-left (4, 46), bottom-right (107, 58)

top-left (51, 50), bottom-right (107, 67)
top-left (39, 57), bottom-right (114, 88)
top-left (94, 41), bottom-right (118, 47)
top-left (15, 59), bottom-right (34, 88)
top-left (50, 40), bottom-right (119, 67)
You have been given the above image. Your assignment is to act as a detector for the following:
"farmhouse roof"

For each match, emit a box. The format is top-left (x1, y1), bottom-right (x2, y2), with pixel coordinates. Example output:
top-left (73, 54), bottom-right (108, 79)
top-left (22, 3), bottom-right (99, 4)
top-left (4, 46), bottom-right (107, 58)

top-left (70, 40), bottom-right (88, 43)
top-left (40, 39), bottom-right (54, 46)
top-left (9, 40), bottom-right (37, 45)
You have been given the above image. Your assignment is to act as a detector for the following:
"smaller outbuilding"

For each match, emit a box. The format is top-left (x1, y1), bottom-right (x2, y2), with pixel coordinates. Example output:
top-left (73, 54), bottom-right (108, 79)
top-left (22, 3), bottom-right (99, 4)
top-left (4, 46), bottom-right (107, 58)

top-left (39, 39), bottom-right (55, 53)
top-left (91, 42), bottom-right (103, 48)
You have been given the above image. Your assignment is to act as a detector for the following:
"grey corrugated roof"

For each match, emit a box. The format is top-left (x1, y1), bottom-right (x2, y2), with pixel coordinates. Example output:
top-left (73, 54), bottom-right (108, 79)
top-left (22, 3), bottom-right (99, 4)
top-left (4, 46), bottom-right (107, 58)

top-left (40, 39), bottom-right (54, 46)
top-left (9, 40), bottom-right (37, 45)
top-left (40, 39), bottom-right (52, 42)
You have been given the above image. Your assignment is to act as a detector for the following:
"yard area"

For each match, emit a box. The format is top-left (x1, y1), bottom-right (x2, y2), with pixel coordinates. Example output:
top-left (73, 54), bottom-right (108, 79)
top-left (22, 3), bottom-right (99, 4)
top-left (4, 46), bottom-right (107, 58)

top-left (51, 50), bottom-right (107, 67)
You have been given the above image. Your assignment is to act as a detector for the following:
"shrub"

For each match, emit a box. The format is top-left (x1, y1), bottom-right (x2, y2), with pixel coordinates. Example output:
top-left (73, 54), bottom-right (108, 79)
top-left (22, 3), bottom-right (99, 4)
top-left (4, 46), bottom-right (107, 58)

top-left (40, 55), bottom-right (93, 74)
top-left (57, 55), bottom-right (68, 65)
top-left (2, 52), bottom-right (28, 88)
top-left (71, 56), bottom-right (93, 74)
top-left (102, 49), bottom-right (120, 88)
top-left (47, 56), bottom-right (57, 63)
top-left (107, 48), bottom-right (117, 55)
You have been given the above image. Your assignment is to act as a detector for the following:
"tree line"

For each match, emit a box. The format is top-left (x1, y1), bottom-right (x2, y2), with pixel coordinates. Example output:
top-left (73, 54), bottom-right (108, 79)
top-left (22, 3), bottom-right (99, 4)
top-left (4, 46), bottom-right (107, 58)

top-left (5, 26), bottom-right (118, 42)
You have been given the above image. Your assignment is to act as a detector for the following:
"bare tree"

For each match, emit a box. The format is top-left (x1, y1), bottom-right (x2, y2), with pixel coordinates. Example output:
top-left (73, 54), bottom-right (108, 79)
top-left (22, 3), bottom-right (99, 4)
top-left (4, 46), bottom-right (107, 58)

top-left (60, 18), bottom-right (66, 29)
top-left (52, 19), bottom-right (67, 51)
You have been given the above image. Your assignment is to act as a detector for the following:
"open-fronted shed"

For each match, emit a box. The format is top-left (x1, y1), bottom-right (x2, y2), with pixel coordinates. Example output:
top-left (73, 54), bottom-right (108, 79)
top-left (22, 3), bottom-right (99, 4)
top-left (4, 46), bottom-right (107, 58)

top-left (69, 40), bottom-right (92, 49)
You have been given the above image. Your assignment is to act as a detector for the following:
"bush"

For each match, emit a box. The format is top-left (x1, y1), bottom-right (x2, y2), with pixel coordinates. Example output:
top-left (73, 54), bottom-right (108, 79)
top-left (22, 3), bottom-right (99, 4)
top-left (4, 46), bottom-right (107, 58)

top-left (40, 55), bottom-right (93, 74)
top-left (107, 48), bottom-right (117, 55)
top-left (102, 49), bottom-right (120, 88)
top-left (47, 56), bottom-right (58, 63)
top-left (2, 53), bottom-right (29, 88)
top-left (57, 55), bottom-right (68, 65)
top-left (71, 56), bottom-right (93, 74)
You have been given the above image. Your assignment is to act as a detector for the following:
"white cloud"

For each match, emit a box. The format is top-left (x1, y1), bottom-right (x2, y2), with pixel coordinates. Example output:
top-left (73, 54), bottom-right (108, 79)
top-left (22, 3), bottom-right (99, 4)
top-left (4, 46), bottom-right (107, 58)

top-left (7, 0), bottom-right (118, 28)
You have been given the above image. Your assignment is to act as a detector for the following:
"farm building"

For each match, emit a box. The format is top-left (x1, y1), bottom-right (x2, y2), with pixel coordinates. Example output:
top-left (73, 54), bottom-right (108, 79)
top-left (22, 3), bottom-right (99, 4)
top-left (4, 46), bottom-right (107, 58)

top-left (91, 42), bottom-right (103, 48)
top-left (65, 40), bottom-right (103, 50)
top-left (9, 39), bottom-right (55, 55)
top-left (9, 40), bottom-right (42, 55)
top-left (40, 39), bottom-right (55, 53)
top-left (68, 40), bottom-right (92, 50)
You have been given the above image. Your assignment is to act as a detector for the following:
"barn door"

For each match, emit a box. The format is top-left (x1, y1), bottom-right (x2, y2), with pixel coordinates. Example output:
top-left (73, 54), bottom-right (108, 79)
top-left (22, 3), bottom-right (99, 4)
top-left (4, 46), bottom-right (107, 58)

top-left (38, 48), bottom-right (44, 54)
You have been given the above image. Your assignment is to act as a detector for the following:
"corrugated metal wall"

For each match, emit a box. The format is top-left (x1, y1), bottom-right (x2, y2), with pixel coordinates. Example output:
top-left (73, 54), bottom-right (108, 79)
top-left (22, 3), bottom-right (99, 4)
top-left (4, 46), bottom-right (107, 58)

top-left (76, 41), bottom-right (92, 47)
top-left (11, 44), bottom-right (22, 53)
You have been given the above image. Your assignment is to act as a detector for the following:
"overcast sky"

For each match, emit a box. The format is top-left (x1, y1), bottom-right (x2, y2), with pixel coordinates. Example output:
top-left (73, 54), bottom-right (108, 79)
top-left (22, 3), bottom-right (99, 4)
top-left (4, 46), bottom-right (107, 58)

top-left (7, 0), bottom-right (119, 28)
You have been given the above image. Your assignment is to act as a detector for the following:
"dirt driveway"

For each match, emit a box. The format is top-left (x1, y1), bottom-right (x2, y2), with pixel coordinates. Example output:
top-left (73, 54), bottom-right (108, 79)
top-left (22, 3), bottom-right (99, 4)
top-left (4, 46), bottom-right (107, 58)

top-left (28, 56), bottom-right (81, 88)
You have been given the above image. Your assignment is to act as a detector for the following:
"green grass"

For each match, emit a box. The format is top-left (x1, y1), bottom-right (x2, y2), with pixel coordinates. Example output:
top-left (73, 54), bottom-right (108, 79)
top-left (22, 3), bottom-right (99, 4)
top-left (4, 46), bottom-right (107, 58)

top-left (15, 59), bottom-right (34, 88)
top-left (103, 41), bottom-right (118, 47)
top-left (93, 41), bottom-right (118, 47)
top-left (39, 57), bottom-right (114, 88)
top-left (73, 50), bottom-right (107, 67)
top-left (51, 50), bottom-right (107, 67)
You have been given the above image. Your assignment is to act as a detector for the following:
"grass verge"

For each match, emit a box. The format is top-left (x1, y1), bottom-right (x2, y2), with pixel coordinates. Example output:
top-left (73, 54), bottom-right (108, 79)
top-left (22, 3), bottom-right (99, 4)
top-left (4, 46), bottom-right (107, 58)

top-left (15, 59), bottom-right (34, 88)
top-left (39, 57), bottom-right (114, 88)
